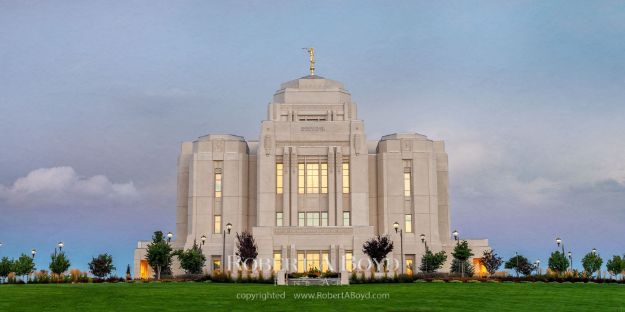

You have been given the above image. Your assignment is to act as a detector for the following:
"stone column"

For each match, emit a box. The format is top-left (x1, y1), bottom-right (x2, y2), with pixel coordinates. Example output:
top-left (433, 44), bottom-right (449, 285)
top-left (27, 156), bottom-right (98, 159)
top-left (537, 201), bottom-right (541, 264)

top-left (290, 148), bottom-right (298, 226)
top-left (336, 148), bottom-right (343, 226)
top-left (283, 148), bottom-right (290, 226)
top-left (328, 146), bottom-right (336, 226)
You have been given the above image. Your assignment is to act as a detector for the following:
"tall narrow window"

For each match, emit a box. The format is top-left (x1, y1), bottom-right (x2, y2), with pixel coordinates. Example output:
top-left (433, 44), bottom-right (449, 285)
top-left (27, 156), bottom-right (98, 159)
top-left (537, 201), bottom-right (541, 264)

top-left (273, 251), bottom-right (282, 272)
top-left (343, 211), bottom-right (351, 226)
top-left (297, 252), bottom-right (305, 273)
top-left (214, 215), bottom-right (221, 234)
top-left (298, 164), bottom-right (305, 194)
top-left (298, 212), bottom-right (305, 227)
top-left (215, 173), bottom-right (222, 198)
top-left (403, 172), bottom-right (411, 197)
top-left (306, 163), bottom-right (319, 194)
top-left (321, 212), bottom-right (328, 227)
top-left (276, 212), bottom-right (283, 226)
top-left (345, 251), bottom-right (353, 272)
top-left (276, 163), bottom-right (283, 194)
top-left (342, 163), bottom-right (350, 194)
top-left (321, 163), bottom-right (328, 193)
top-left (405, 214), bottom-right (413, 233)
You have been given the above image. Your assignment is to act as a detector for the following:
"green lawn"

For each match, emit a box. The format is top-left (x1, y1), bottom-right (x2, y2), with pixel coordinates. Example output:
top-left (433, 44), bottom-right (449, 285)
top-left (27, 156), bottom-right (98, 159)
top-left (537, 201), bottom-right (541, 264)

top-left (1, 282), bottom-right (624, 311)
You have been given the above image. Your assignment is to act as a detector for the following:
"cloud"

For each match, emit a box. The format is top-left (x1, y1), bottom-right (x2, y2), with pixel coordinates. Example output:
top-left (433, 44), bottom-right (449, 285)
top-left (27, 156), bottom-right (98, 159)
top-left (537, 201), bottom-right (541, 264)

top-left (0, 166), bottom-right (138, 205)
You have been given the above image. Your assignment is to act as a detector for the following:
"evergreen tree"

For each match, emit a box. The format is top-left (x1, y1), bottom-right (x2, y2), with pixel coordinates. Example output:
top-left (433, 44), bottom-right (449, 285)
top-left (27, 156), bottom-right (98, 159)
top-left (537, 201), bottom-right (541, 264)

top-left (419, 250), bottom-right (447, 273)
top-left (451, 258), bottom-right (474, 277)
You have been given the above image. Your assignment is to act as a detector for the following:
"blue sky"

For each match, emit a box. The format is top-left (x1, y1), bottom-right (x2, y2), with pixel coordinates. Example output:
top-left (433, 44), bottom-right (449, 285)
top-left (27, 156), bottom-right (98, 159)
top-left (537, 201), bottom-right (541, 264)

top-left (1, 1), bottom-right (624, 274)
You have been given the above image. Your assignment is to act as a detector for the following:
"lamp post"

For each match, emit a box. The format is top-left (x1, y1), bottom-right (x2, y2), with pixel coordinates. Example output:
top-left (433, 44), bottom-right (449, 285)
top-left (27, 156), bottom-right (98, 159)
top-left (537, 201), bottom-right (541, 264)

top-left (201, 235), bottom-right (206, 246)
top-left (31, 249), bottom-right (36, 259)
top-left (515, 251), bottom-right (519, 277)
top-left (222, 223), bottom-right (232, 271)
top-left (420, 233), bottom-right (428, 274)
top-left (167, 232), bottom-right (173, 243)
top-left (57, 241), bottom-right (64, 252)
top-left (393, 221), bottom-right (404, 275)
top-left (536, 259), bottom-right (541, 275)
top-left (568, 251), bottom-right (572, 272)
top-left (452, 230), bottom-right (463, 278)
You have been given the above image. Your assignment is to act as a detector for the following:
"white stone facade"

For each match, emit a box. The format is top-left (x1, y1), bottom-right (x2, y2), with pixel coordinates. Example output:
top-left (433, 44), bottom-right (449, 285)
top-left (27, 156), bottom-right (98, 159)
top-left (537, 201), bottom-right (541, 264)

top-left (134, 74), bottom-right (490, 278)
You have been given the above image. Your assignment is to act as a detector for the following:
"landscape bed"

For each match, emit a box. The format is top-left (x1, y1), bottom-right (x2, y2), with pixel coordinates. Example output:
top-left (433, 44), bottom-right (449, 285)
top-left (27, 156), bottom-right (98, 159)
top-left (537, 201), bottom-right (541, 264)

top-left (1, 282), bottom-right (624, 311)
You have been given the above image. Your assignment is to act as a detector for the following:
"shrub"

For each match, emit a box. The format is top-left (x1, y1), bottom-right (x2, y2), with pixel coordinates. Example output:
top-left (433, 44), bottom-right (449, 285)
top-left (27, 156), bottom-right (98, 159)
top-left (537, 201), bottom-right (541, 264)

top-left (419, 250), bottom-right (447, 273)
top-left (173, 240), bottom-right (206, 275)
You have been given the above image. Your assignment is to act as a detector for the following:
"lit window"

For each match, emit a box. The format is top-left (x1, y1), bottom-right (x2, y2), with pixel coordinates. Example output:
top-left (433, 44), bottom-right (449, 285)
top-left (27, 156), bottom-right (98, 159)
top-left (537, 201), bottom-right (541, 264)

top-left (298, 212), bottom-right (305, 227)
top-left (405, 214), bottom-right (412, 233)
top-left (306, 212), bottom-right (320, 226)
top-left (306, 163), bottom-right (319, 194)
top-left (343, 211), bottom-right (351, 226)
top-left (342, 163), bottom-right (350, 194)
top-left (404, 172), bottom-right (411, 197)
top-left (321, 163), bottom-right (328, 193)
top-left (213, 257), bottom-right (221, 270)
top-left (306, 252), bottom-right (320, 271)
top-left (297, 252), bottom-right (305, 273)
top-left (406, 258), bottom-right (414, 275)
top-left (214, 215), bottom-right (221, 234)
top-left (273, 251), bottom-right (282, 272)
top-left (276, 163), bottom-right (284, 194)
top-left (298, 160), bottom-right (328, 194)
top-left (321, 212), bottom-right (328, 227)
top-left (276, 212), bottom-right (283, 226)
top-left (298, 164), bottom-right (305, 194)
top-left (345, 251), bottom-right (353, 272)
top-left (215, 173), bottom-right (222, 198)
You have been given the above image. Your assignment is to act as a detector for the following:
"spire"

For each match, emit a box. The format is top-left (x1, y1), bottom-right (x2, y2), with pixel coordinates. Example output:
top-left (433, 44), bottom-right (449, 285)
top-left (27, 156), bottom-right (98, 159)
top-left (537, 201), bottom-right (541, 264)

top-left (305, 47), bottom-right (315, 76)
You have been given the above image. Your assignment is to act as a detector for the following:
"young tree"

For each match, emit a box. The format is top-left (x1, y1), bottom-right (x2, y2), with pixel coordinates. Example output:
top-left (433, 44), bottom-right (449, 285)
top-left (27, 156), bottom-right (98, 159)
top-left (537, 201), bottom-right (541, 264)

top-left (0, 257), bottom-right (13, 283)
top-left (362, 235), bottom-right (394, 271)
top-left (49, 251), bottom-right (71, 275)
top-left (480, 250), bottom-right (503, 276)
top-left (89, 254), bottom-right (116, 278)
top-left (145, 231), bottom-right (173, 280)
top-left (581, 251), bottom-right (603, 278)
top-left (174, 240), bottom-right (206, 274)
top-left (13, 253), bottom-right (35, 282)
top-left (235, 232), bottom-right (258, 269)
top-left (451, 241), bottom-right (473, 277)
top-left (419, 250), bottom-right (447, 273)
top-left (125, 264), bottom-right (132, 280)
top-left (548, 251), bottom-right (569, 275)
top-left (505, 254), bottom-right (534, 276)
top-left (606, 255), bottom-right (624, 279)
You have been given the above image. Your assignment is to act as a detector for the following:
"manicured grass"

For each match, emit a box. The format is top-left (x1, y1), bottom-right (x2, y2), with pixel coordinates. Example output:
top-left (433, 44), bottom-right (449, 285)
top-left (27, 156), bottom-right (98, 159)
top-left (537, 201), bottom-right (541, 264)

top-left (1, 282), bottom-right (624, 311)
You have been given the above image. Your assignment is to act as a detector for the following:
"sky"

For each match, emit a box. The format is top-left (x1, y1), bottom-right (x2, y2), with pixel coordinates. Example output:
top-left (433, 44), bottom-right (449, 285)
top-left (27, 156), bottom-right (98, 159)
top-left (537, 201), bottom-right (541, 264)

top-left (1, 1), bottom-right (624, 274)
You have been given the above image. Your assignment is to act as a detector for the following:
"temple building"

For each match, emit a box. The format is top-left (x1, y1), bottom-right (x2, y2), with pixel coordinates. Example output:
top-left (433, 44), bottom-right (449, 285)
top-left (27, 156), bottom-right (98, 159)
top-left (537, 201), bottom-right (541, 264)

top-left (134, 52), bottom-right (489, 278)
